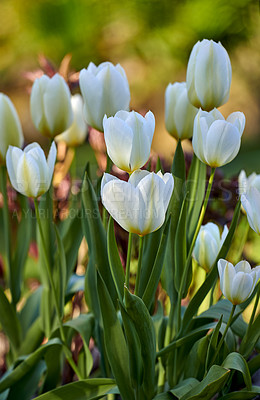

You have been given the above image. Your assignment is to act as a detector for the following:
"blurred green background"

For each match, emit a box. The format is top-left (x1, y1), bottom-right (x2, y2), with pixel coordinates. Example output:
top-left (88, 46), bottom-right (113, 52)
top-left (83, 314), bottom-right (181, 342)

top-left (0, 0), bottom-right (259, 174)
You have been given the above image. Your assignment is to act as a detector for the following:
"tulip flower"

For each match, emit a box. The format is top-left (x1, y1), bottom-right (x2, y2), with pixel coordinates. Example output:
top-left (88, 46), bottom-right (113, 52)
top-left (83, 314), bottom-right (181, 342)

top-left (218, 259), bottom-right (260, 305)
top-left (193, 223), bottom-right (228, 272)
top-left (165, 82), bottom-right (198, 140)
top-left (30, 74), bottom-right (73, 138)
top-left (79, 62), bottom-right (130, 132)
top-left (55, 94), bottom-right (88, 147)
top-left (238, 170), bottom-right (260, 197)
top-left (103, 110), bottom-right (155, 173)
top-left (6, 142), bottom-right (57, 198)
top-left (0, 94), bottom-right (24, 164)
top-left (101, 169), bottom-right (174, 235)
top-left (241, 187), bottom-right (260, 235)
top-left (192, 108), bottom-right (245, 168)
top-left (186, 39), bottom-right (232, 111)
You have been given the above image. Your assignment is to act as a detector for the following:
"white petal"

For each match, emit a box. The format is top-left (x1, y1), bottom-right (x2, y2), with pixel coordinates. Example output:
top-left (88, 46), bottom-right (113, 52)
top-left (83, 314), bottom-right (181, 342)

top-left (30, 75), bottom-right (50, 133)
top-left (227, 112), bottom-right (245, 137)
top-left (231, 272), bottom-right (253, 304)
top-left (6, 146), bottom-right (23, 192)
top-left (235, 260), bottom-right (251, 273)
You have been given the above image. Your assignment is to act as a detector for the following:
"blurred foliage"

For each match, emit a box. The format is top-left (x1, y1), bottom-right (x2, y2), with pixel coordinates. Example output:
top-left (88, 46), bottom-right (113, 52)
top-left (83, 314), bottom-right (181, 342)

top-left (0, 0), bottom-right (259, 170)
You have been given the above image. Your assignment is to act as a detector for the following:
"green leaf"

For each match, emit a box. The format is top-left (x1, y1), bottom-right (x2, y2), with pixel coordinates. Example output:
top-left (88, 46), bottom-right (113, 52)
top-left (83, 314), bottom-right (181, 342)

top-left (184, 335), bottom-right (210, 381)
top-left (222, 352), bottom-right (252, 390)
top-left (180, 365), bottom-right (230, 400)
top-left (66, 274), bottom-right (84, 298)
top-left (64, 313), bottom-right (95, 377)
top-left (7, 360), bottom-right (46, 400)
top-left (59, 210), bottom-right (83, 278)
top-left (11, 195), bottom-right (32, 305)
top-left (142, 217), bottom-right (171, 309)
top-left (153, 393), bottom-right (175, 399)
top-left (170, 378), bottom-right (199, 399)
top-left (53, 225), bottom-right (67, 317)
top-left (182, 200), bottom-right (241, 331)
top-left (19, 287), bottom-right (42, 337)
top-left (174, 195), bottom-right (187, 292)
top-left (124, 287), bottom-right (156, 399)
top-left (218, 386), bottom-right (260, 400)
top-left (162, 140), bottom-right (185, 303)
top-left (186, 155), bottom-right (206, 244)
top-left (119, 302), bottom-right (143, 389)
top-left (0, 285), bottom-right (21, 353)
top-left (240, 312), bottom-right (260, 358)
top-left (204, 315), bottom-right (223, 371)
top-left (107, 217), bottom-right (125, 302)
top-left (18, 318), bottom-right (44, 356)
top-left (97, 273), bottom-right (133, 400)
top-left (34, 378), bottom-right (118, 400)
top-left (81, 172), bottom-right (117, 307)
top-left (0, 339), bottom-right (62, 393)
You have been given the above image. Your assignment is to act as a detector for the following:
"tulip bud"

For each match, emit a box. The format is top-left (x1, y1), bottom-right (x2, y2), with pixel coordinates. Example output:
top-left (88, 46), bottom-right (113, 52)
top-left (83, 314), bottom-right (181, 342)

top-left (79, 62), bottom-right (130, 132)
top-left (218, 259), bottom-right (260, 305)
top-left (103, 110), bottom-right (155, 173)
top-left (6, 142), bottom-right (57, 198)
top-left (165, 82), bottom-right (198, 140)
top-left (30, 74), bottom-right (73, 138)
top-left (192, 108), bottom-right (245, 167)
top-left (186, 39), bottom-right (232, 111)
top-left (55, 94), bottom-right (87, 147)
top-left (0, 94), bottom-right (24, 164)
top-left (193, 223), bottom-right (228, 272)
top-left (101, 169), bottom-right (174, 235)
top-left (241, 187), bottom-right (260, 235)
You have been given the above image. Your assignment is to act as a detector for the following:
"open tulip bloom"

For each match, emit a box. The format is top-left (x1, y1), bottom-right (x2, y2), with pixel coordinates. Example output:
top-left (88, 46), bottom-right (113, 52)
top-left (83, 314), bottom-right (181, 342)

top-left (79, 62), bottom-right (130, 132)
top-left (103, 110), bottom-right (155, 173)
top-left (218, 259), bottom-right (260, 305)
top-left (192, 108), bottom-right (245, 167)
top-left (6, 142), bottom-right (57, 198)
top-left (101, 169), bottom-right (174, 235)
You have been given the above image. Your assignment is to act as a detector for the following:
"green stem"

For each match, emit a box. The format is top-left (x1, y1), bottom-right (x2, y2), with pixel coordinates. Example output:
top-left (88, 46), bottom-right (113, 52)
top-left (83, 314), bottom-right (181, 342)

top-left (0, 167), bottom-right (12, 292)
top-left (125, 232), bottom-right (133, 289)
top-left (176, 167), bottom-right (215, 334)
top-left (34, 199), bottom-right (83, 380)
top-left (209, 304), bottom-right (236, 369)
top-left (134, 236), bottom-right (144, 296)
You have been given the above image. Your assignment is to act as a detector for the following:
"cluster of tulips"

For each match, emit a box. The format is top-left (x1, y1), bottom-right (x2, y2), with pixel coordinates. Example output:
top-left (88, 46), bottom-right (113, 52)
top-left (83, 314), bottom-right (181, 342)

top-left (0, 39), bottom-right (260, 399)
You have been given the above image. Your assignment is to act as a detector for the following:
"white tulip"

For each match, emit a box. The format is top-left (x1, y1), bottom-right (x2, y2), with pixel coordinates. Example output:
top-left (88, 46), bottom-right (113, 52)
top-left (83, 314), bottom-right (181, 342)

top-left (103, 110), bottom-right (155, 173)
top-left (186, 39), bottom-right (232, 111)
top-left (30, 74), bottom-right (73, 138)
top-left (192, 108), bottom-right (245, 167)
top-left (101, 169), bottom-right (174, 235)
top-left (55, 94), bottom-right (87, 147)
top-left (6, 142), bottom-right (57, 198)
top-left (218, 259), bottom-right (259, 305)
top-left (241, 187), bottom-right (260, 235)
top-left (0, 94), bottom-right (24, 164)
top-left (165, 82), bottom-right (198, 140)
top-left (193, 223), bottom-right (228, 272)
top-left (238, 170), bottom-right (260, 197)
top-left (79, 62), bottom-right (130, 132)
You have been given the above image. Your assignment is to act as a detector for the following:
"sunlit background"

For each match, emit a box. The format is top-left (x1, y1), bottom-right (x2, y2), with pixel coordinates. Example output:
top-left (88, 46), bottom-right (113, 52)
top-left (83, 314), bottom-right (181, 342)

top-left (0, 0), bottom-right (259, 175)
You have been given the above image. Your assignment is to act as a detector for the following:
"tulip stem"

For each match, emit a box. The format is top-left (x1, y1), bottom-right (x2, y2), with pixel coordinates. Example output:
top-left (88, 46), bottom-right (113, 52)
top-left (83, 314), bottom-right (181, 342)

top-left (208, 304), bottom-right (236, 370)
top-left (135, 235), bottom-right (144, 296)
top-left (125, 232), bottom-right (133, 289)
top-left (0, 166), bottom-right (12, 298)
top-left (34, 199), bottom-right (83, 380)
top-left (176, 167), bottom-right (216, 335)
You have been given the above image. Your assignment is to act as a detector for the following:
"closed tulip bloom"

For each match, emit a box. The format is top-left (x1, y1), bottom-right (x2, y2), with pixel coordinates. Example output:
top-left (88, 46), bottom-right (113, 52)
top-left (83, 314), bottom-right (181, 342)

top-left (218, 259), bottom-right (259, 305)
top-left (186, 39), bottom-right (232, 111)
top-left (0, 94), bottom-right (24, 164)
top-left (103, 110), bottom-right (155, 173)
top-left (192, 108), bottom-right (245, 167)
top-left (55, 94), bottom-right (87, 147)
top-left (165, 82), bottom-right (198, 140)
top-left (193, 223), bottom-right (228, 272)
top-left (101, 169), bottom-right (174, 235)
top-left (238, 170), bottom-right (260, 197)
top-left (6, 142), bottom-right (57, 198)
top-left (79, 62), bottom-right (130, 132)
top-left (241, 187), bottom-right (260, 235)
top-left (30, 74), bottom-right (73, 138)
